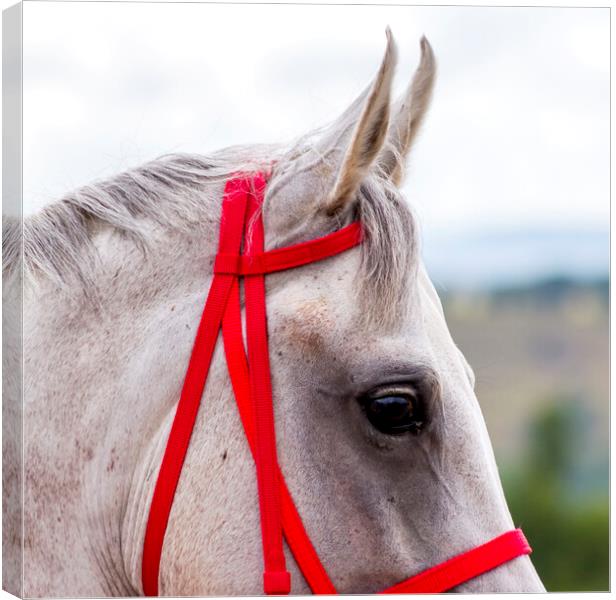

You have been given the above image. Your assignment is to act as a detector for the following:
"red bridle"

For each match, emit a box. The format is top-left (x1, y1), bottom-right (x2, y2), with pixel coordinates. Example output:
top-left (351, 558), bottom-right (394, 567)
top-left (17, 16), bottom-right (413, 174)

top-left (142, 173), bottom-right (531, 596)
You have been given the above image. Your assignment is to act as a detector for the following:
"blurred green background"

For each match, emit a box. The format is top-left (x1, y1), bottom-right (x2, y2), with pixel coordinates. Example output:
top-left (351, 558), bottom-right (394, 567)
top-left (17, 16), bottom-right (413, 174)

top-left (440, 276), bottom-right (609, 591)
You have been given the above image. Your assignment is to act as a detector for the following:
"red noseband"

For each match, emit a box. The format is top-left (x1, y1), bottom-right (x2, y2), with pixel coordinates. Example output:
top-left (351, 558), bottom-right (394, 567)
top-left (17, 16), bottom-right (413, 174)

top-left (142, 174), bottom-right (531, 595)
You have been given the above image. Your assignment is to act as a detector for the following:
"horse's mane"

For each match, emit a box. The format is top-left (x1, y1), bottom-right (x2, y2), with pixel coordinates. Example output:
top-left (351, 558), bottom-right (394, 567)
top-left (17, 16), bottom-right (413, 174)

top-left (3, 147), bottom-right (263, 287)
top-left (4, 140), bottom-right (417, 328)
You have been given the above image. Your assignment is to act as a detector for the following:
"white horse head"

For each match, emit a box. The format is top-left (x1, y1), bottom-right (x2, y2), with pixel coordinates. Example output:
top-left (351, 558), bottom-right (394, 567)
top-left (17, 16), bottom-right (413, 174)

top-left (8, 31), bottom-right (545, 596)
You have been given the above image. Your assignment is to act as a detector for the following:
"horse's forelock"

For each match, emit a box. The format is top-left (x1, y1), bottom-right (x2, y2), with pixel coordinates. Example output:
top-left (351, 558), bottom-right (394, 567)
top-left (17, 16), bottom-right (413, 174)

top-left (268, 138), bottom-right (419, 330)
top-left (356, 173), bottom-right (418, 330)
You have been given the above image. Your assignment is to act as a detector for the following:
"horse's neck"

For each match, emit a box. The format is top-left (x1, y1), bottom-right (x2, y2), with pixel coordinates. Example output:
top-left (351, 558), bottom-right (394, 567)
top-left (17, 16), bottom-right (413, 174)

top-left (22, 185), bottom-right (228, 595)
top-left (3, 275), bottom-right (24, 596)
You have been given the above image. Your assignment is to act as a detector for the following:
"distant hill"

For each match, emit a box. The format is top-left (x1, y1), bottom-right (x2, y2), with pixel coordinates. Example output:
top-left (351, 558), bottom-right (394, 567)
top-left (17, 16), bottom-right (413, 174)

top-left (487, 275), bottom-right (609, 308)
top-left (423, 227), bottom-right (608, 290)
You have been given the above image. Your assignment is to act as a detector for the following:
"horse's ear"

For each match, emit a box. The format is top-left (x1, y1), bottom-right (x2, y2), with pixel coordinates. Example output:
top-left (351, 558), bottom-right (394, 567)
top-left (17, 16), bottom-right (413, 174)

top-left (379, 36), bottom-right (436, 186)
top-left (323, 29), bottom-right (397, 216)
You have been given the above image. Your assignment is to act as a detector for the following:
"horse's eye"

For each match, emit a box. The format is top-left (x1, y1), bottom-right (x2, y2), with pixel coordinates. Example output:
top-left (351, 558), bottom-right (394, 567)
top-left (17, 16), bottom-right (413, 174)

top-left (360, 390), bottom-right (425, 436)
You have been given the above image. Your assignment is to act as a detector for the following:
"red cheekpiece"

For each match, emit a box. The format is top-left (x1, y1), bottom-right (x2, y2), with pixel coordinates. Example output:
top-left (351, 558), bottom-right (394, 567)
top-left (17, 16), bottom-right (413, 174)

top-left (141, 174), bottom-right (532, 596)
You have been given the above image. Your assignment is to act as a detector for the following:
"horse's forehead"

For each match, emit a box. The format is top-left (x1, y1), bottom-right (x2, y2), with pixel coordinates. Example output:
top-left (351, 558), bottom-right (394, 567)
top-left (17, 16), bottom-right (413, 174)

top-left (277, 295), bottom-right (335, 355)
top-left (270, 259), bottom-right (428, 352)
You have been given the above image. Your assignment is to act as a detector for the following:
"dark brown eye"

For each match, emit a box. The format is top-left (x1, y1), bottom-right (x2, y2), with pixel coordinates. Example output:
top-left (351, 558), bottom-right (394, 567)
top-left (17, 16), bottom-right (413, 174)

top-left (360, 390), bottom-right (425, 435)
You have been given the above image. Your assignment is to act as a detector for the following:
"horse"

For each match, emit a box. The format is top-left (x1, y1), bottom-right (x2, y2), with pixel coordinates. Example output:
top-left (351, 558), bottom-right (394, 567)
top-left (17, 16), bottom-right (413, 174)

top-left (3, 31), bottom-right (545, 596)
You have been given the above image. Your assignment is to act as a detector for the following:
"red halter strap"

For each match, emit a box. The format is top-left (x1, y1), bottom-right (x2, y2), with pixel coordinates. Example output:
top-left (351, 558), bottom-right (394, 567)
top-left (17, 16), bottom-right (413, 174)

top-left (142, 174), bottom-right (532, 596)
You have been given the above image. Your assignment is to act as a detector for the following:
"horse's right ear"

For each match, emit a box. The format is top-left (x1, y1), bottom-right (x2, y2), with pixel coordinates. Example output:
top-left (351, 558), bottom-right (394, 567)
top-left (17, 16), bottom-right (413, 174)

top-left (322, 29), bottom-right (398, 216)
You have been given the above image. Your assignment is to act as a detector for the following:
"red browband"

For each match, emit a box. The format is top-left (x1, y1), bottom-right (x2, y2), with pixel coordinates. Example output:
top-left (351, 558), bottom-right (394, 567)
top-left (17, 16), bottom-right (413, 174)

top-left (142, 174), bottom-right (531, 595)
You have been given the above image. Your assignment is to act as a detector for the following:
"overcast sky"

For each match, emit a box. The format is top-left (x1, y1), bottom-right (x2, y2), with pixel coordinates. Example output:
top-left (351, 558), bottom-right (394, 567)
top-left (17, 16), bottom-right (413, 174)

top-left (21, 2), bottom-right (609, 287)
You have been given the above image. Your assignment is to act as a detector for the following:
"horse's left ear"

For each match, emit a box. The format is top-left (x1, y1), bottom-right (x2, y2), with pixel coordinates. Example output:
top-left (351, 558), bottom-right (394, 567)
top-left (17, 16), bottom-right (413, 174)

top-left (378, 36), bottom-right (436, 186)
top-left (324, 29), bottom-right (398, 216)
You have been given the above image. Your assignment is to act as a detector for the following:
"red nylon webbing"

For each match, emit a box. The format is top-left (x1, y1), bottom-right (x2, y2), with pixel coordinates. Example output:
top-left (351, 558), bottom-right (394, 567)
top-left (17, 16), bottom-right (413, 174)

top-left (243, 177), bottom-right (290, 593)
top-left (142, 174), bottom-right (351, 595)
top-left (142, 172), bottom-right (533, 596)
top-left (221, 220), bottom-right (337, 595)
top-left (381, 529), bottom-right (532, 594)
top-left (142, 177), bottom-right (249, 596)
top-left (214, 221), bottom-right (362, 276)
